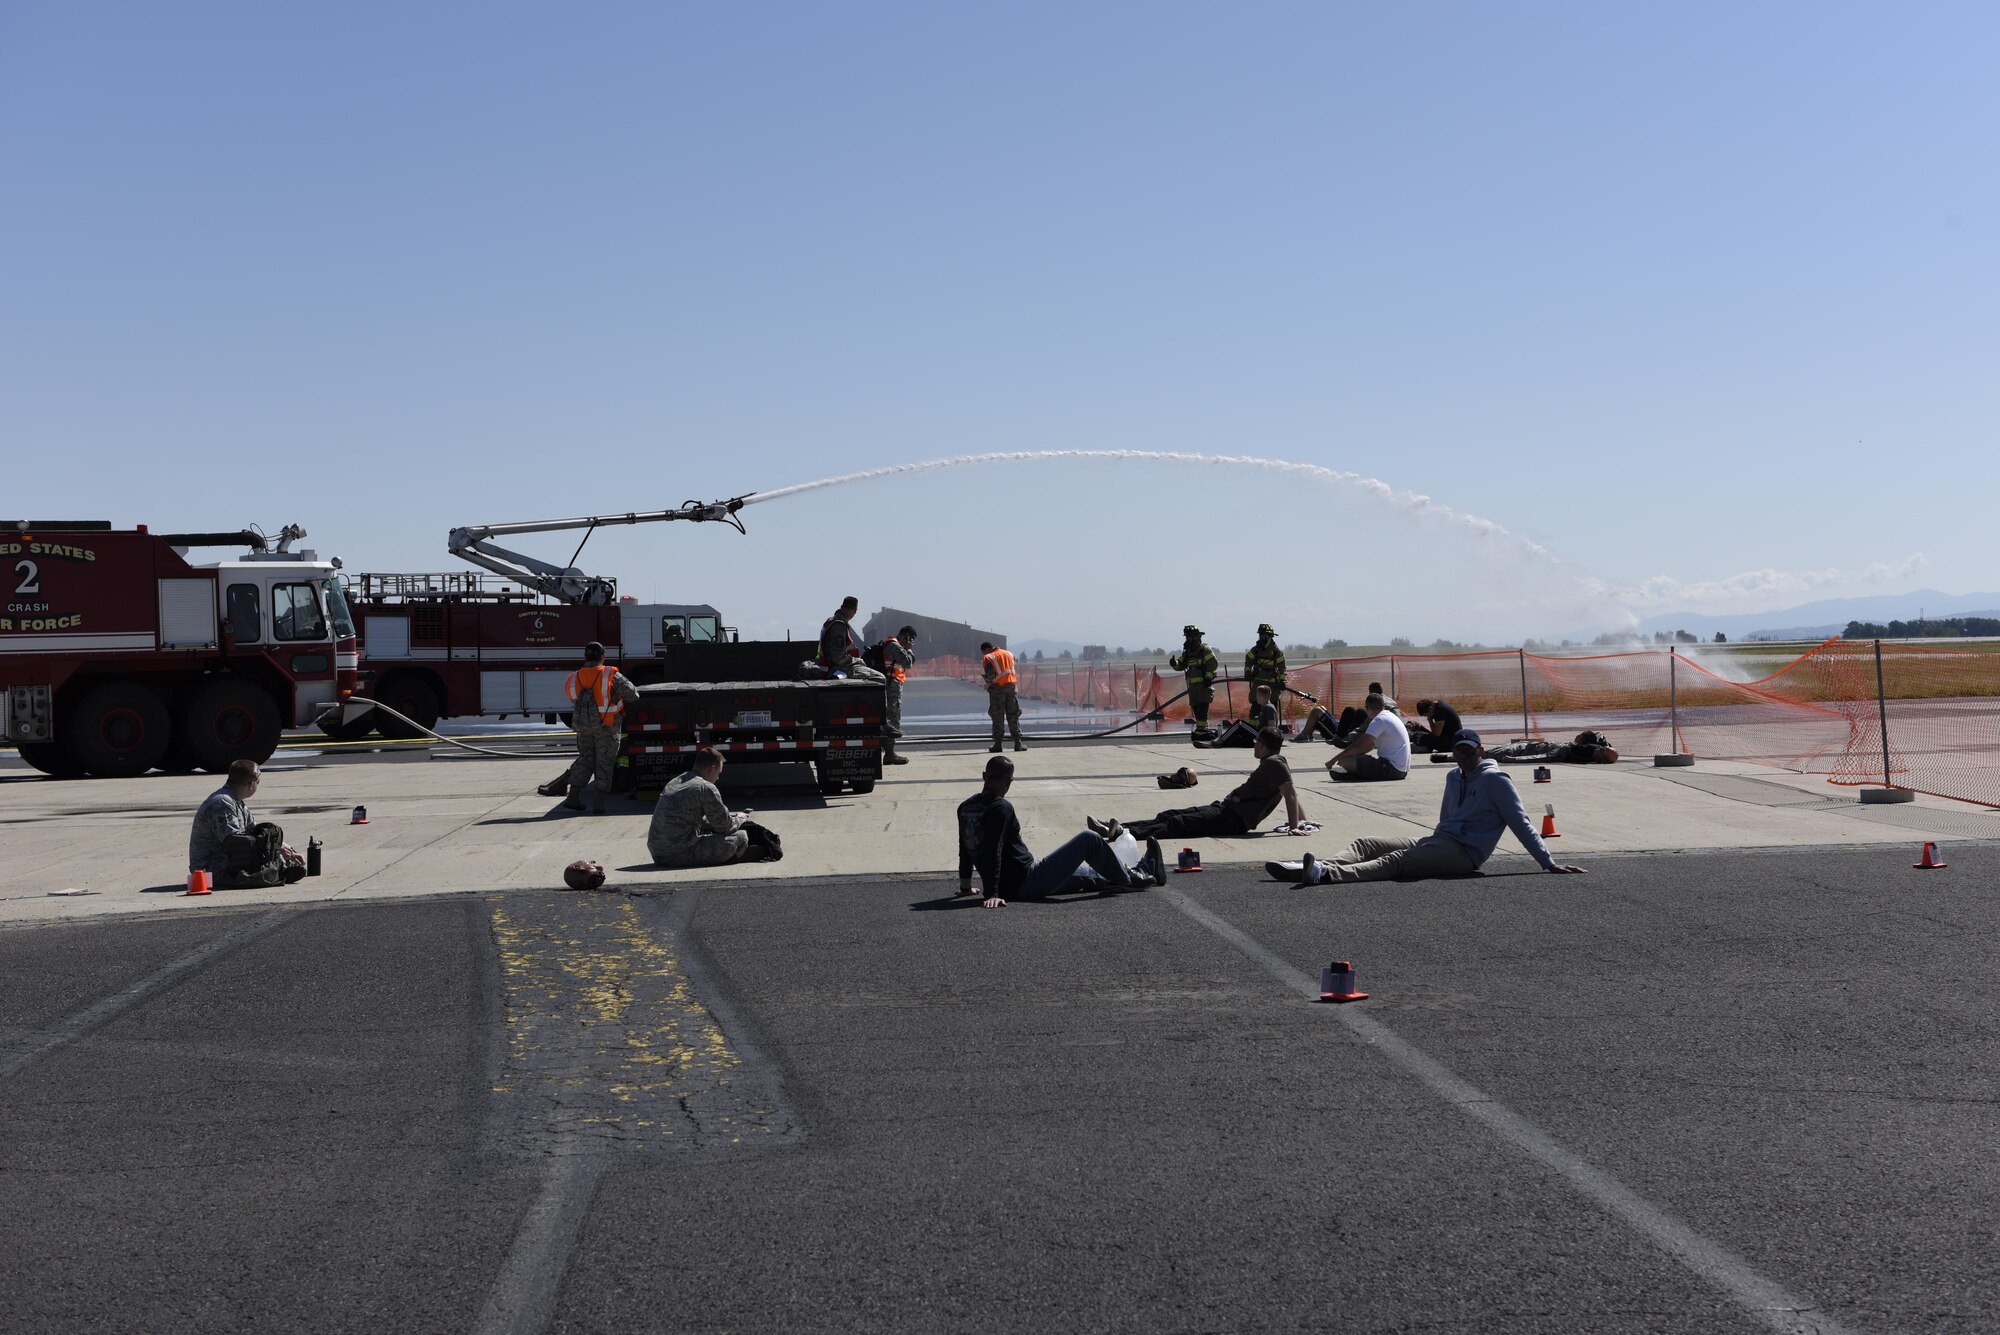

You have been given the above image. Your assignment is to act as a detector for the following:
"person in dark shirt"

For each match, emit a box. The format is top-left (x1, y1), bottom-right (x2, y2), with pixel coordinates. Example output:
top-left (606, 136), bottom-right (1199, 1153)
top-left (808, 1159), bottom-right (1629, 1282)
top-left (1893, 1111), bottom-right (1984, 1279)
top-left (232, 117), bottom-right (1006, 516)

top-left (1294, 680), bottom-right (1383, 743)
top-left (1484, 737), bottom-right (1619, 764)
top-left (1095, 728), bottom-right (1305, 841)
top-left (1201, 686), bottom-right (1280, 748)
top-left (1247, 685), bottom-right (1279, 732)
top-left (1412, 699), bottom-right (1463, 753)
top-left (957, 756), bottom-right (1166, 908)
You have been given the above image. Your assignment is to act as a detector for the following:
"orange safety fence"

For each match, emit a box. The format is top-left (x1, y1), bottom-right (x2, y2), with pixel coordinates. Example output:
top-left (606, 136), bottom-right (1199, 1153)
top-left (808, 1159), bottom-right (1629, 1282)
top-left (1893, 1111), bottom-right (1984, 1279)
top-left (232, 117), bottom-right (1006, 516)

top-left (914, 640), bottom-right (2000, 807)
top-left (916, 656), bottom-right (1171, 717)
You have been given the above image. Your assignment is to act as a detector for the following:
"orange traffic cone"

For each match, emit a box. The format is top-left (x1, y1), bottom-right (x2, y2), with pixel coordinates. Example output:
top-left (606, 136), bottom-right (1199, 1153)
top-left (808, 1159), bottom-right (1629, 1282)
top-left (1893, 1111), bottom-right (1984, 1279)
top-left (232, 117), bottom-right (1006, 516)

top-left (350, 805), bottom-right (369, 825)
top-left (1540, 803), bottom-right (1560, 839)
top-left (185, 870), bottom-right (212, 897)
top-left (1318, 960), bottom-right (1369, 1003)
top-left (1913, 841), bottom-right (1947, 870)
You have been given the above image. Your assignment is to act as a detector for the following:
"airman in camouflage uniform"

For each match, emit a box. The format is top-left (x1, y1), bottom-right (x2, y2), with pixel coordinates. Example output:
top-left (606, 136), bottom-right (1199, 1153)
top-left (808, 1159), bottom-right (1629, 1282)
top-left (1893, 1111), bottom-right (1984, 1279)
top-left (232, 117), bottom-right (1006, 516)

top-left (563, 641), bottom-right (640, 814)
top-left (647, 751), bottom-right (750, 868)
top-left (878, 625), bottom-right (917, 765)
top-left (818, 595), bottom-right (885, 683)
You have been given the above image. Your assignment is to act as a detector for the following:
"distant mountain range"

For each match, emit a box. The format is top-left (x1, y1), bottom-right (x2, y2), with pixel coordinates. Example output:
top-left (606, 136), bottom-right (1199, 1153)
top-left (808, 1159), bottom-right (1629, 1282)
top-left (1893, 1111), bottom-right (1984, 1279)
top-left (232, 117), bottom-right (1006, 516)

top-left (1636, 589), bottom-right (2000, 641)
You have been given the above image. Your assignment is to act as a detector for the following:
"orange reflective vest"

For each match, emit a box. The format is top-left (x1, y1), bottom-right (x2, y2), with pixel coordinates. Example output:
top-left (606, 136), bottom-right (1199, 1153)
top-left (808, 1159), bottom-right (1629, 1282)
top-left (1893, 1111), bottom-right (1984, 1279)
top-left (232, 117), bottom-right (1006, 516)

top-left (565, 664), bottom-right (626, 727)
top-left (984, 648), bottom-right (1018, 688)
top-left (879, 637), bottom-right (907, 683)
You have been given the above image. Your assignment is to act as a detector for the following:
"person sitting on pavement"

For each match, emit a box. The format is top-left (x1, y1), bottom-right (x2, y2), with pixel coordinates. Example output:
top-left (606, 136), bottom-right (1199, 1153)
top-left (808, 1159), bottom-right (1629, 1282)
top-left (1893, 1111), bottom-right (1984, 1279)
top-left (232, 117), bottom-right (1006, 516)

top-left (957, 755), bottom-right (1166, 908)
top-left (1483, 732), bottom-right (1620, 765)
top-left (1293, 680), bottom-right (1382, 744)
top-left (648, 749), bottom-right (754, 869)
top-left (188, 759), bottom-right (306, 887)
top-left (1093, 727), bottom-right (1306, 841)
top-left (1409, 698), bottom-right (1463, 753)
top-left (1326, 693), bottom-right (1411, 782)
top-left (1272, 729), bottom-right (1585, 883)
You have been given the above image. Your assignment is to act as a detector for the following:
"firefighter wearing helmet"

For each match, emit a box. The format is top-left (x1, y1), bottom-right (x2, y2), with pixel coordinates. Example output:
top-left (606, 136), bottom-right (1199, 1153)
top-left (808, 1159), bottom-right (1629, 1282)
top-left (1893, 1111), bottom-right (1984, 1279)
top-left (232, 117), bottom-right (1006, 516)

top-left (1243, 624), bottom-right (1287, 721)
top-left (1169, 625), bottom-right (1219, 727)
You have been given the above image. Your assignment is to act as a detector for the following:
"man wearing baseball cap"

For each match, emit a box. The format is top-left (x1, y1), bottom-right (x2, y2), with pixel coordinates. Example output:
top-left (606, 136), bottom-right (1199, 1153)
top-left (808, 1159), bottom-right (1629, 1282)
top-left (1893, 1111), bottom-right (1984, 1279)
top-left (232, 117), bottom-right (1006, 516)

top-left (1283, 729), bottom-right (1585, 884)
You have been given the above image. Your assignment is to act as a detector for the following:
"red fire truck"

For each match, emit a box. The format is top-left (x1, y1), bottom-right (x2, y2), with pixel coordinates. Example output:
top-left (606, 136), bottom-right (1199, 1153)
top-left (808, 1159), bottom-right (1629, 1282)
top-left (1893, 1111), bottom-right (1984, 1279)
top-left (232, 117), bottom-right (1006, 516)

top-left (334, 570), bottom-right (736, 736)
top-left (327, 496), bottom-right (755, 737)
top-left (330, 496), bottom-right (885, 794)
top-left (0, 520), bottom-right (358, 778)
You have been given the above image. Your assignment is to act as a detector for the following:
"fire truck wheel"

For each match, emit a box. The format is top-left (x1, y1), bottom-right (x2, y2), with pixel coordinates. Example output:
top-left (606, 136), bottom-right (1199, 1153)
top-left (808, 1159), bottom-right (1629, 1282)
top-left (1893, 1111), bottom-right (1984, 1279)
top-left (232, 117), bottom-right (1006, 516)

top-left (17, 741), bottom-right (87, 778)
top-left (67, 680), bottom-right (172, 778)
top-left (375, 676), bottom-right (440, 739)
top-left (182, 676), bottom-right (283, 772)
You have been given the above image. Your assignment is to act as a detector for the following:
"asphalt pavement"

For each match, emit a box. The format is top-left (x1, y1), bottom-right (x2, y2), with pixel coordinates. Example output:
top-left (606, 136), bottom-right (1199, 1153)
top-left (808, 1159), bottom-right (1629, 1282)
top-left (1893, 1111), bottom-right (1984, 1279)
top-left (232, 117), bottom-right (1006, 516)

top-left (2, 844), bottom-right (1996, 1333)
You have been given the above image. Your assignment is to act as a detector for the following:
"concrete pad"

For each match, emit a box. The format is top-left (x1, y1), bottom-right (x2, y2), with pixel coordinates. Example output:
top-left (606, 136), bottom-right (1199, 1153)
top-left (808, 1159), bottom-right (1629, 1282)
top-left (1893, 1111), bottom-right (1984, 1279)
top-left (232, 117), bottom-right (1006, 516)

top-left (3, 725), bottom-right (1993, 926)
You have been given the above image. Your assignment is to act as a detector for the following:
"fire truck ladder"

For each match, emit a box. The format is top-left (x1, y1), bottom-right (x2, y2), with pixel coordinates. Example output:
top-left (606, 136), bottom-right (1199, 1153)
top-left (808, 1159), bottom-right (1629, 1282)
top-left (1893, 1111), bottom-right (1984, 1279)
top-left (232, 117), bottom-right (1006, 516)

top-left (445, 496), bottom-right (749, 605)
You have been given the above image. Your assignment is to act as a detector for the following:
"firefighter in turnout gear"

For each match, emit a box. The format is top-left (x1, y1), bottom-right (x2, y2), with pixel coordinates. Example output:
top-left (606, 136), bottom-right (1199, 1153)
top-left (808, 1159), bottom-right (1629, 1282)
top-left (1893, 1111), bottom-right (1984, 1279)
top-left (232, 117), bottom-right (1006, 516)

top-left (877, 625), bottom-right (917, 765)
top-left (982, 641), bottom-right (1025, 753)
top-left (1243, 624), bottom-right (1287, 721)
top-left (561, 641), bottom-right (640, 814)
top-left (1170, 625), bottom-right (1220, 726)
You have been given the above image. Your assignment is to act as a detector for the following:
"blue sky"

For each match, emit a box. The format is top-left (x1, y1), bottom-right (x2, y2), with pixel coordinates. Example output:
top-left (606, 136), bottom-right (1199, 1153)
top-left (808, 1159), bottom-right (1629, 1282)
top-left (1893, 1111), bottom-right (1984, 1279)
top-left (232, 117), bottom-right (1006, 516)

top-left (3, 2), bottom-right (1993, 647)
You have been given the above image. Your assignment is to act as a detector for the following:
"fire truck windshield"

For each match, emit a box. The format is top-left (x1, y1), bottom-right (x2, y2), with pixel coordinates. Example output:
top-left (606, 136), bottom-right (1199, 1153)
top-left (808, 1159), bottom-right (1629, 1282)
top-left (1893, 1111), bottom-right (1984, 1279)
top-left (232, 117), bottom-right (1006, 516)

top-left (322, 578), bottom-right (356, 639)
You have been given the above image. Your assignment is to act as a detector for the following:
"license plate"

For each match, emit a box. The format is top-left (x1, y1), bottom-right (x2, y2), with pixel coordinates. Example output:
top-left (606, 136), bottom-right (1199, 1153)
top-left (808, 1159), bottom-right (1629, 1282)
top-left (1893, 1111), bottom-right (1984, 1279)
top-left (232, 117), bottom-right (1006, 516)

top-left (734, 710), bottom-right (774, 728)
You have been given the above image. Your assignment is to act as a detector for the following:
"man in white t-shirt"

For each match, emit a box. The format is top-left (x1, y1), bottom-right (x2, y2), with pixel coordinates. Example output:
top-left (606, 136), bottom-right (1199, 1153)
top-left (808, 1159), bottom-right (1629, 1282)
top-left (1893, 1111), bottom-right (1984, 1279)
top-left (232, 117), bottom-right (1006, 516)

top-left (1326, 692), bottom-right (1411, 782)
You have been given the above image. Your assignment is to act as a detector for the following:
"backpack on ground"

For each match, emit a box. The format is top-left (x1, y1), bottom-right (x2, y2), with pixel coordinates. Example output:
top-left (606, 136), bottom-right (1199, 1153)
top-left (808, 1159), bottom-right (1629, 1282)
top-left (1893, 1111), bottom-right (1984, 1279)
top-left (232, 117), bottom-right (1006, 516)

top-left (740, 820), bottom-right (785, 863)
top-left (221, 821), bottom-right (293, 887)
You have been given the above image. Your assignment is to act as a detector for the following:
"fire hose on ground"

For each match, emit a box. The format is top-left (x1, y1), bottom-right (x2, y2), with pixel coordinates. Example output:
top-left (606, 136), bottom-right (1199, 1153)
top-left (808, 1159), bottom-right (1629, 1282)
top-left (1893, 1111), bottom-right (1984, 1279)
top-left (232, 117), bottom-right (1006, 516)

top-left (313, 679), bottom-right (1312, 761)
top-left (305, 697), bottom-right (576, 759)
top-left (899, 681), bottom-right (1319, 746)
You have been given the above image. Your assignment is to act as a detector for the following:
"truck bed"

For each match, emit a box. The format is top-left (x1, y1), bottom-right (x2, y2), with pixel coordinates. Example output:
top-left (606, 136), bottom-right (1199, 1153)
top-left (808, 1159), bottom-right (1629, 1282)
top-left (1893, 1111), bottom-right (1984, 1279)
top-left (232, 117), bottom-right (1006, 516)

top-left (621, 677), bottom-right (888, 794)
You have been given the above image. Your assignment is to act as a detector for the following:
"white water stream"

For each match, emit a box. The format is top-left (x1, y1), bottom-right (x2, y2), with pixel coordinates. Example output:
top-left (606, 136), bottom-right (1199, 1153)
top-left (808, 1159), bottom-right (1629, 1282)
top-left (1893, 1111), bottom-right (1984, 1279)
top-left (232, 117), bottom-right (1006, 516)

top-left (740, 450), bottom-right (1563, 567)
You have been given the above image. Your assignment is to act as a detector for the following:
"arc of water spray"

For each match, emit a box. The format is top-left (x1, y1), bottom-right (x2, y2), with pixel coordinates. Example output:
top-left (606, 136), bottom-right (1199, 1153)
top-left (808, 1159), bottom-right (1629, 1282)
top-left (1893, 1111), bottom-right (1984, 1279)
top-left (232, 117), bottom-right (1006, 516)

top-left (739, 450), bottom-right (1562, 566)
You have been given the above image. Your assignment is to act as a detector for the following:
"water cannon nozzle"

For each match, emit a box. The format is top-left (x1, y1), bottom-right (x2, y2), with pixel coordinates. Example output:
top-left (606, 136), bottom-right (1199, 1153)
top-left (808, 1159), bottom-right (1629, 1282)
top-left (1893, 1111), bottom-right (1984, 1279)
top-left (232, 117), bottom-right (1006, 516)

top-left (686, 496), bottom-right (750, 532)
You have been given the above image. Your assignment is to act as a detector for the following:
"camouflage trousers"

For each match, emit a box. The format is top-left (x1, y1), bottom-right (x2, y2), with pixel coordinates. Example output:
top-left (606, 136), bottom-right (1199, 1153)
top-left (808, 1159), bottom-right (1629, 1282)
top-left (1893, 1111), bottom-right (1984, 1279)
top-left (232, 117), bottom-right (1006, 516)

top-left (650, 829), bottom-right (750, 869)
top-left (566, 726), bottom-right (619, 795)
top-left (884, 679), bottom-right (903, 755)
top-left (988, 685), bottom-right (1023, 744)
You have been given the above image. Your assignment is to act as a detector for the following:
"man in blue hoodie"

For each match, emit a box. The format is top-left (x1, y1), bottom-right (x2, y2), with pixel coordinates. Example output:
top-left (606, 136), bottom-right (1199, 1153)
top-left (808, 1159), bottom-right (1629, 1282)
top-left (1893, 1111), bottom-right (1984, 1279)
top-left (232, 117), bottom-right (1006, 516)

top-left (1280, 730), bottom-right (1585, 883)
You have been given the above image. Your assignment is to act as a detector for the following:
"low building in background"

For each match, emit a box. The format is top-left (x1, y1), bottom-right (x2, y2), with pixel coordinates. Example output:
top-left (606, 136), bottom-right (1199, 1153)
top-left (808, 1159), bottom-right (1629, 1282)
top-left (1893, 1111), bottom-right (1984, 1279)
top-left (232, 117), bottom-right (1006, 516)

top-left (860, 608), bottom-right (1005, 663)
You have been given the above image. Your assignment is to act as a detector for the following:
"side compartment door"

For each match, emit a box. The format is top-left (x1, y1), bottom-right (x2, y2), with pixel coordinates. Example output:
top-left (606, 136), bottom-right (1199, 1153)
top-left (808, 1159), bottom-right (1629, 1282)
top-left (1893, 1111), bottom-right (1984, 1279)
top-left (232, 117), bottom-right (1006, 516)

top-left (159, 579), bottom-right (218, 648)
top-left (365, 616), bottom-right (412, 659)
top-left (621, 612), bottom-right (657, 661)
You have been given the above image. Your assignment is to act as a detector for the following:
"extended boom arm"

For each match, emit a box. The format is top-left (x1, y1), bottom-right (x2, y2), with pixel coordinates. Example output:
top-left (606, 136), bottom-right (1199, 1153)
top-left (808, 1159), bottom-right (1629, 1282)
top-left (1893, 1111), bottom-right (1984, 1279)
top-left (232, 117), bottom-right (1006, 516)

top-left (447, 496), bottom-right (750, 604)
